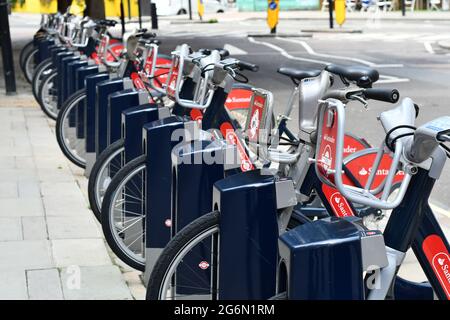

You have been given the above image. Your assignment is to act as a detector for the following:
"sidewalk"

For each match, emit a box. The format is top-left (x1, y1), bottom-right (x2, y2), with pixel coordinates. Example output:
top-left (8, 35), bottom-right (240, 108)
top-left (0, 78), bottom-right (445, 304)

top-left (159, 8), bottom-right (450, 22)
top-left (0, 94), bottom-right (145, 300)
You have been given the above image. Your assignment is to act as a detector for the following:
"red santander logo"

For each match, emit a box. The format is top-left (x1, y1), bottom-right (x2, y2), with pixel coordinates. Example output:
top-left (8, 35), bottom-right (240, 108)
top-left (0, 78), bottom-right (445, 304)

top-left (198, 261), bottom-right (210, 270)
top-left (423, 234), bottom-right (450, 299)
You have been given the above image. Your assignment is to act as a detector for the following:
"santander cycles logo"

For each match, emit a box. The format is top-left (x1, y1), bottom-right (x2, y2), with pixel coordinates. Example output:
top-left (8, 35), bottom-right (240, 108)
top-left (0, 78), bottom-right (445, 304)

top-left (423, 234), bottom-right (450, 298)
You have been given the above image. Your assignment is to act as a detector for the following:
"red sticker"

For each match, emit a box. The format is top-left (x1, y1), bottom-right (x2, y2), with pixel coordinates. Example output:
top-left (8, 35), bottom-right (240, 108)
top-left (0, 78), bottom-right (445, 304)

top-left (190, 109), bottom-right (203, 123)
top-left (247, 94), bottom-right (266, 143)
top-left (220, 122), bottom-right (254, 172)
top-left (321, 184), bottom-right (354, 217)
top-left (225, 88), bottom-right (253, 111)
top-left (343, 134), bottom-right (369, 157)
top-left (423, 234), bottom-right (450, 299)
top-left (166, 56), bottom-right (180, 99)
top-left (131, 72), bottom-right (146, 90)
top-left (343, 152), bottom-right (404, 195)
top-left (317, 109), bottom-right (338, 183)
top-left (199, 261), bottom-right (210, 270)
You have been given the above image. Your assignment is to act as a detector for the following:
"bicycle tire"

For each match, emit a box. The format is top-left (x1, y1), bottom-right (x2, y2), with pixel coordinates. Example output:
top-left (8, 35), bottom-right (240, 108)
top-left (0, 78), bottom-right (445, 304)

top-left (101, 155), bottom-right (147, 271)
top-left (37, 70), bottom-right (58, 120)
top-left (55, 89), bottom-right (87, 168)
top-left (32, 58), bottom-right (53, 103)
top-left (146, 210), bottom-right (220, 300)
top-left (88, 139), bottom-right (125, 222)
top-left (20, 40), bottom-right (36, 82)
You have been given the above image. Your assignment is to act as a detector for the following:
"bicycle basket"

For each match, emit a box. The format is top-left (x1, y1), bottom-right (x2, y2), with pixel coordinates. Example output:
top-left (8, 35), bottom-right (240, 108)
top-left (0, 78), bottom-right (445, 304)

top-left (314, 99), bottom-right (412, 210)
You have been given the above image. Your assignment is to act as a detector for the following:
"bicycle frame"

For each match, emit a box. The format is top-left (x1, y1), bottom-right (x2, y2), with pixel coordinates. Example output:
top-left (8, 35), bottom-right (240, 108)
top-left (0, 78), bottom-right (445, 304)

top-left (380, 168), bottom-right (450, 300)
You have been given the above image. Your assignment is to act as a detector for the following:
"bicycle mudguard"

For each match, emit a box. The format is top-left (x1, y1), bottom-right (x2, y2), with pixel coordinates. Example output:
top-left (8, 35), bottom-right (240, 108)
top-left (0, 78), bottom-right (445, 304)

top-left (36, 37), bottom-right (54, 63)
top-left (56, 51), bottom-right (74, 108)
top-left (61, 56), bottom-right (80, 102)
top-left (75, 66), bottom-right (99, 140)
top-left (67, 60), bottom-right (88, 98)
top-left (143, 117), bottom-right (186, 282)
top-left (167, 139), bottom-right (236, 295)
top-left (85, 72), bottom-right (110, 153)
top-left (212, 170), bottom-right (283, 299)
top-left (393, 277), bottom-right (434, 300)
top-left (83, 72), bottom-right (110, 176)
top-left (95, 78), bottom-right (127, 156)
top-left (107, 89), bottom-right (147, 148)
top-left (121, 104), bottom-right (159, 163)
top-left (279, 216), bottom-right (387, 300)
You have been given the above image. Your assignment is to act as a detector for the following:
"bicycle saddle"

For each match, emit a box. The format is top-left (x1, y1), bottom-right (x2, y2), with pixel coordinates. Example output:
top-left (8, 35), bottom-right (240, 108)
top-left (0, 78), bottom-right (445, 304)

top-left (325, 64), bottom-right (379, 88)
top-left (96, 19), bottom-right (118, 27)
top-left (277, 67), bottom-right (321, 82)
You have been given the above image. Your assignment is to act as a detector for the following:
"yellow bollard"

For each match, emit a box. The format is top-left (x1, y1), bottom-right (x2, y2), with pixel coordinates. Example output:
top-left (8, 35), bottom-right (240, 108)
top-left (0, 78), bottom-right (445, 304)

top-left (335, 0), bottom-right (346, 26)
top-left (267, 0), bottom-right (280, 33)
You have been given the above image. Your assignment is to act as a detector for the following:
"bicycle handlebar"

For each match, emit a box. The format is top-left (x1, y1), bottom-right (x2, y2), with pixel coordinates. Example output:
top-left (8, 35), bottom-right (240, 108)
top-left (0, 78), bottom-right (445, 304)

top-left (237, 61), bottom-right (259, 72)
top-left (363, 88), bottom-right (400, 104)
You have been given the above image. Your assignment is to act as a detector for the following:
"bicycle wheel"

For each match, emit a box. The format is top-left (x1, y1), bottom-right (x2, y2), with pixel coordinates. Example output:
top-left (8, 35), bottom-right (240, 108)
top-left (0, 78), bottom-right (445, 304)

top-left (55, 89), bottom-right (87, 168)
top-left (38, 70), bottom-right (59, 119)
top-left (32, 58), bottom-right (53, 103)
top-left (101, 155), bottom-right (146, 271)
top-left (20, 40), bottom-right (36, 83)
top-left (24, 48), bottom-right (39, 84)
top-left (88, 139), bottom-right (125, 222)
top-left (146, 211), bottom-right (220, 300)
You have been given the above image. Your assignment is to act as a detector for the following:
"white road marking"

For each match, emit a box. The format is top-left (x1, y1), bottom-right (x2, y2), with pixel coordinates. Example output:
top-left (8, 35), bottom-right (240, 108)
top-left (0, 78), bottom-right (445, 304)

top-left (248, 37), bottom-right (409, 84)
top-left (248, 37), bottom-right (330, 65)
top-left (276, 37), bottom-right (404, 68)
top-left (224, 44), bottom-right (248, 55)
top-left (378, 75), bottom-right (410, 84)
top-left (423, 41), bottom-right (435, 55)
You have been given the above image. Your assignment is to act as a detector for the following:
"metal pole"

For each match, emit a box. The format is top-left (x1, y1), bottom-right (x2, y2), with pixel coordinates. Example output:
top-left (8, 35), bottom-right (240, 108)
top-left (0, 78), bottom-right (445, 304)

top-left (402, 0), bottom-right (406, 16)
top-left (328, 0), bottom-right (334, 29)
top-left (188, 0), bottom-right (193, 20)
top-left (0, 0), bottom-right (16, 95)
top-left (127, 0), bottom-right (131, 20)
top-left (138, 0), bottom-right (142, 29)
top-left (120, 0), bottom-right (126, 35)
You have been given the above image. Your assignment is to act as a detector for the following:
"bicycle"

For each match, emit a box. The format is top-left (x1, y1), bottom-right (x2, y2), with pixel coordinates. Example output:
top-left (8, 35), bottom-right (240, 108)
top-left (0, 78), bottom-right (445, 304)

top-left (145, 64), bottom-right (405, 299)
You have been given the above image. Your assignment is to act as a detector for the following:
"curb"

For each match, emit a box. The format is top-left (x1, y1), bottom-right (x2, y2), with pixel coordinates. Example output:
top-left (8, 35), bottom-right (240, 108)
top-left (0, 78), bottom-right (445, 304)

top-left (301, 28), bottom-right (363, 34)
top-left (247, 33), bottom-right (313, 38)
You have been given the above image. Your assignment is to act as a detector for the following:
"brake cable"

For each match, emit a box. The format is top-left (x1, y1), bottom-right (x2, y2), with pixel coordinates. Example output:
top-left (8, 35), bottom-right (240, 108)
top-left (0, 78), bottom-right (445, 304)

top-left (384, 125), bottom-right (416, 152)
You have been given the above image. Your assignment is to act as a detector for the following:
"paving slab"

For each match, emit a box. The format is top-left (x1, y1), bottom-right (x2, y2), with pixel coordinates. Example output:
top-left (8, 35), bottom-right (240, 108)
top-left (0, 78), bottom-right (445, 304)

top-left (22, 216), bottom-right (48, 240)
top-left (18, 180), bottom-right (41, 198)
top-left (42, 195), bottom-right (90, 217)
top-left (60, 265), bottom-right (132, 300)
top-left (27, 268), bottom-right (64, 300)
top-left (51, 239), bottom-right (112, 267)
top-left (0, 182), bottom-right (19, 198)
top-left (0, 217), bottom-right (23, 241)
top-left (47, 216), bottom-right (102, 239)
top-left (0, 198), bottom-right (44, 217)
top-left (0, 240), bottom-right (53, 270)
top-left (40, 182), bottom-right (84, 198)
top-left (0, 270), bottom-right (28, 300)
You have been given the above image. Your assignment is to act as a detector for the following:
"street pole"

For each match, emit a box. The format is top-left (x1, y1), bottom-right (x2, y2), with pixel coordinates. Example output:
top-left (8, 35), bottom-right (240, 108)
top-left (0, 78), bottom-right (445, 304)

top-left (120, 0), bottom-right (126, 36)
top-left (402, 0), bottom-right (406, 16)
top-left (127, 0), bottom-right (131, 20)
top-left (188, 0), bottom-right (193, 20)
top-left (0, 0), bottom-right (16, 95)
top-left (328, 0), bottom-right (334, 29)
top-left (138, 0), bottom-right (142, 29)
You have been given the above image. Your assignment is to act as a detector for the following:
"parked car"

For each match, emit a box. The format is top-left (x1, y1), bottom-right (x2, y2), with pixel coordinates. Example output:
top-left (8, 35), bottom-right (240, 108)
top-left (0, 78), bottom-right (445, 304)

top-left (152, 0), bottom-right (227, 16)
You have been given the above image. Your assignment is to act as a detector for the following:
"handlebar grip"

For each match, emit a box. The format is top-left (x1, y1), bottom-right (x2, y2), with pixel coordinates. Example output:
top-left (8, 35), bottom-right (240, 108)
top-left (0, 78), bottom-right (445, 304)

top-left (363, 88), bottom-right (400, 104)
top-left (216, 48), bottom-right (229, 59)
top-left (237, 61), bottom-right (259, 72)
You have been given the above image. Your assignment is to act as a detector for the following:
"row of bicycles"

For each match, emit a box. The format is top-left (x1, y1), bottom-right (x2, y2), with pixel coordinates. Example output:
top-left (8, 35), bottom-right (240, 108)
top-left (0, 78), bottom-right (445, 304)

top-left (21, 11), bottom-right (450, 300)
